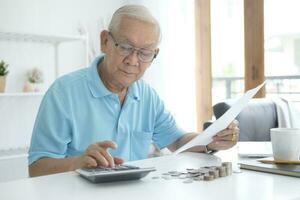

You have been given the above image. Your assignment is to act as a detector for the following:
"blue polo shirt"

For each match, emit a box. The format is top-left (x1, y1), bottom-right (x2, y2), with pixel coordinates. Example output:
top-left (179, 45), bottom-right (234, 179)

top-left (28, 56), bottom-right (184, 165)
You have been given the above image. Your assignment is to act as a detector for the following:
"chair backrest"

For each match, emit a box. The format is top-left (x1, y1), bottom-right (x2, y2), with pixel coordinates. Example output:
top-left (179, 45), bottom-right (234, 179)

top-left (213, 98), bottom-right (278, 141)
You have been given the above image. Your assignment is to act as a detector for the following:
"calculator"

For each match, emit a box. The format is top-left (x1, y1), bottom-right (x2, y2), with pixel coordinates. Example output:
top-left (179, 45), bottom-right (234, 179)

top-left (76, 164), bottom-right (156, 183)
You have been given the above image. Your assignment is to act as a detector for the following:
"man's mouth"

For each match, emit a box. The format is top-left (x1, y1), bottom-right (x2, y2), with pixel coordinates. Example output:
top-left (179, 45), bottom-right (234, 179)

top-left (120, 70), bottom-right (136, 76)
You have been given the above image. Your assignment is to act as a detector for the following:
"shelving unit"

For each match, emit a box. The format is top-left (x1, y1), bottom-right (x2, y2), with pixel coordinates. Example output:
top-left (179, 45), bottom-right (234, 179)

top-left (0, 31), bottom-right (89, 79)
top-left (0, 31), bottom-right (89, 162)
top-left (0, 147), bottom-right (28, 160)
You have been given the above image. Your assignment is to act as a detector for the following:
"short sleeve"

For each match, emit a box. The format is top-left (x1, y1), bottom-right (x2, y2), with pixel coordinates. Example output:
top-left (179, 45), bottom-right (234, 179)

top-left (152, 94), bottom-right (185, 149)
top-left (28, 87), bottom-right (72, 165)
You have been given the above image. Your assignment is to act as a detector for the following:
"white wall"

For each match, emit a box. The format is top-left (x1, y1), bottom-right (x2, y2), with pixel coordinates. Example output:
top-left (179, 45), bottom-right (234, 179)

top-left (0, 0), bottom-right (127, 92)
top-left (127, 0), bottom-right (197, 132)
top-left (0, 0), bottom-right (127, 151)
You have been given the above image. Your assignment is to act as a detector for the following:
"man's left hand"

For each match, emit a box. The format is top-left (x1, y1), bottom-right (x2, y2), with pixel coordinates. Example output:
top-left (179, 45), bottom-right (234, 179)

top-left (207, 120), bottom-right (239, 151)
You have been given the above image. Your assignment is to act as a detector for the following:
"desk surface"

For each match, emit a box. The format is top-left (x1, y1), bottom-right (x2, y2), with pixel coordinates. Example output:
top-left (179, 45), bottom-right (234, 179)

top-left (1, 151), bottom-right (300, 200)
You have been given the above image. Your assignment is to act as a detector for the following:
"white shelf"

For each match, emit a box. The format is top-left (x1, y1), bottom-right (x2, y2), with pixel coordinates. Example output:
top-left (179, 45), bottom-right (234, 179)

top-left (0, 92), bottom-right (44, 97)
top-left (0, 31), bottom-right (87, 45)
top-left (0, 30), bottom-right (89, 82)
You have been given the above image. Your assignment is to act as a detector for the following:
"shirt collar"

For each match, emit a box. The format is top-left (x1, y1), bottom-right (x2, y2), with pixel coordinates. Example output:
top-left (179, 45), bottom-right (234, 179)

top-left (86, 56), bottom-right (140, 101)
top-left (86, 56), bottom-right (112, 98)
top-left (127, 81), bottom-right (140, 101)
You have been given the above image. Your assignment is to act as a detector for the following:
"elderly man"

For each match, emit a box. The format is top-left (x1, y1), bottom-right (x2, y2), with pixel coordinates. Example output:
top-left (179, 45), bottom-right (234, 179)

top-left (28, 5), bottom-right (239, 177)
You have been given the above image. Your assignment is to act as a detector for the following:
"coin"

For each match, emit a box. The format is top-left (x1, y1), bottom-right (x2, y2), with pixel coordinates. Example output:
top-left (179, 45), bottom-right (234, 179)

top-left (222, 162), bottom-right (232, 175)
top-left (178, 174), bottom-right (188, 179)
top-left (159, 162), bottom-right (233, 183)
top-left (204, 174), bottom-right (214, 181)
top-left (217, 166), bottom-right (227, 177)
top-left (209, 169), bottom-right (219, 178)
top-left (183, 179), bottom-right (193, 183)
top-left (193, 176), bottom-right (204, 181)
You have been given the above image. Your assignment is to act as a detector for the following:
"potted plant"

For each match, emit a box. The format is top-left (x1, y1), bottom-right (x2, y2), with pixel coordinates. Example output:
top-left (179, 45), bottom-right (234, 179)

top-left (23, 67), bottom-right (44, 92)
top-left (0, 60), bottom-right (9, 92)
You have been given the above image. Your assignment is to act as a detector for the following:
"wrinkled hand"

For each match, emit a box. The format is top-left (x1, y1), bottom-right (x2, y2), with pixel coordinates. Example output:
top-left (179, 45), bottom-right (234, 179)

top-left (72, 140), bottom-right (124, 170)
top-left (207, 120), bottom-right (239, 151)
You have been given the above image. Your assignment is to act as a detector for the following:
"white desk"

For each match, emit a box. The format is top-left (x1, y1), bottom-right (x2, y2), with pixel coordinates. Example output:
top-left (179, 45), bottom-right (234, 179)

top-left (0, 151), bottom-right (300, 200)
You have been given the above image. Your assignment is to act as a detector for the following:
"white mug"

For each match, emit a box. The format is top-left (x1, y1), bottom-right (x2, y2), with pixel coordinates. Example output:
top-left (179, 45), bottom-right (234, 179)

top-left (270, 128), bottom-right (300, 161)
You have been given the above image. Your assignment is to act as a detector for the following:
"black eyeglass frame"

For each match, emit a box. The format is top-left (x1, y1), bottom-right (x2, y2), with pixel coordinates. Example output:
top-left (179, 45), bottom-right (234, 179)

top-left (108, 32), bottom-right (158, 63)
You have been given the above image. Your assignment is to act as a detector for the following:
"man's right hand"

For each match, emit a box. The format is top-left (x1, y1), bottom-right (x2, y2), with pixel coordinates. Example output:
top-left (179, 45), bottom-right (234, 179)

top-left (72, 140), bottom-right (124, 169)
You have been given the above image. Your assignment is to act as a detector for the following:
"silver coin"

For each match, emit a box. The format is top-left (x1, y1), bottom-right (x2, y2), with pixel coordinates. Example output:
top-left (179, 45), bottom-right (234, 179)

top-left (183, 179), bottom-right (193, 183)
top-left (186, 168), bottom-right (194, 170)
top-left (209, 170), bottom-right (219, 178)
top-left (170, 172), bottom-right (182, 176)
top-left (178, 174), bottom-right (188, 179)
top-left (198, 168), bottom-right (209, 173)
top-left (189, 173), bottom-right (200, 177)
top-left (187, 169), bottom-right (199, 174)
top-left (222, 162), bottom-right (232, 168)
top-left (193, 176), bottom-right (204, 181)
top-left (204, 174), bottom-right (214, 181)
top-left (160, 164), bottom-right (233, 182)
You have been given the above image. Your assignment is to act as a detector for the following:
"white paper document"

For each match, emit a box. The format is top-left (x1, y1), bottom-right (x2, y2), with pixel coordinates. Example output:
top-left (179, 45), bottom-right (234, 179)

top-left (173, 81), bottom-right (266, 155)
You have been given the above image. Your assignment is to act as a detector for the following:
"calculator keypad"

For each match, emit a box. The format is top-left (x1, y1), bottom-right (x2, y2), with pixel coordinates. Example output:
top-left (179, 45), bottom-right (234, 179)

top-left (82, 164), bottom-right (140, 174)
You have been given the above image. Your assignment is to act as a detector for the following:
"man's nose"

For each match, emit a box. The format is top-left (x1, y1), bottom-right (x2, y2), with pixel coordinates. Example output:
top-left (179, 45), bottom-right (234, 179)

top-left (124, 50), bottom-right (140, 66)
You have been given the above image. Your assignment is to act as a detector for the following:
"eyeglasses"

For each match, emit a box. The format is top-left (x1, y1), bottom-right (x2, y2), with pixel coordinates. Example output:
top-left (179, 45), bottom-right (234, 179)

top-left (108, 32), bottom-right (157, 63)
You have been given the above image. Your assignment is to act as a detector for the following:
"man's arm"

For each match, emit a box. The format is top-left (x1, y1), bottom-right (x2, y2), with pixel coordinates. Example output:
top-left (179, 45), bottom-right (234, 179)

top-left (29, 157), bottom-right (80, 177)
top-left (167, 132), bottom-right (207, 152)
top-left (168, 121), bottom-right (239, 153)
top-left (28, 140), bottom-right (124, 177)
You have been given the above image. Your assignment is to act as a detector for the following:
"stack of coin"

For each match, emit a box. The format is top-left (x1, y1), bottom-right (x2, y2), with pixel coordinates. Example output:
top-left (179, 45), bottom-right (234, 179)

top-left (222, 162), bottom-right (233, 176)
top-left (153, 162), bottom-right (233, 183)
top-left (209, 168), bottom-right (219, 178)
top-left (217, 166), bottom-right (227, 177)
top-left (204, 174), bottom-right (214, 181)
top-left (193, 175), bottom-right (204, 181)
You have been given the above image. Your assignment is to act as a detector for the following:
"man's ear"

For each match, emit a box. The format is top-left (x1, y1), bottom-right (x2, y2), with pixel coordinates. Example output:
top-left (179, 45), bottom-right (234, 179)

top-left (155, 48), bottom-right (160, 57)
top-left (100, 30), bottom-right (109, 53)
top-left (154, 48), bottom-right (160, 59)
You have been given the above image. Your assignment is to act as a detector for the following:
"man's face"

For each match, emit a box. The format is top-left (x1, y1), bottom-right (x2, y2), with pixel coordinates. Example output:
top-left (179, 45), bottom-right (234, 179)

top-left (100, 17), bottom-right (159, 88)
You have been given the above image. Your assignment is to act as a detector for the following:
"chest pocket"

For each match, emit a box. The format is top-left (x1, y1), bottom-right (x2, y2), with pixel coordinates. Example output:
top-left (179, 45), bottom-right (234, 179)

top-left (131, 131), bottom-right (153, 160)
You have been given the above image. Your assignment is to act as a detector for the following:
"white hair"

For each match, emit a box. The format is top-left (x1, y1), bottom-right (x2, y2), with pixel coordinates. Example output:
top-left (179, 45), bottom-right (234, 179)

top-left (108, 5), bottom-right (161, 43)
